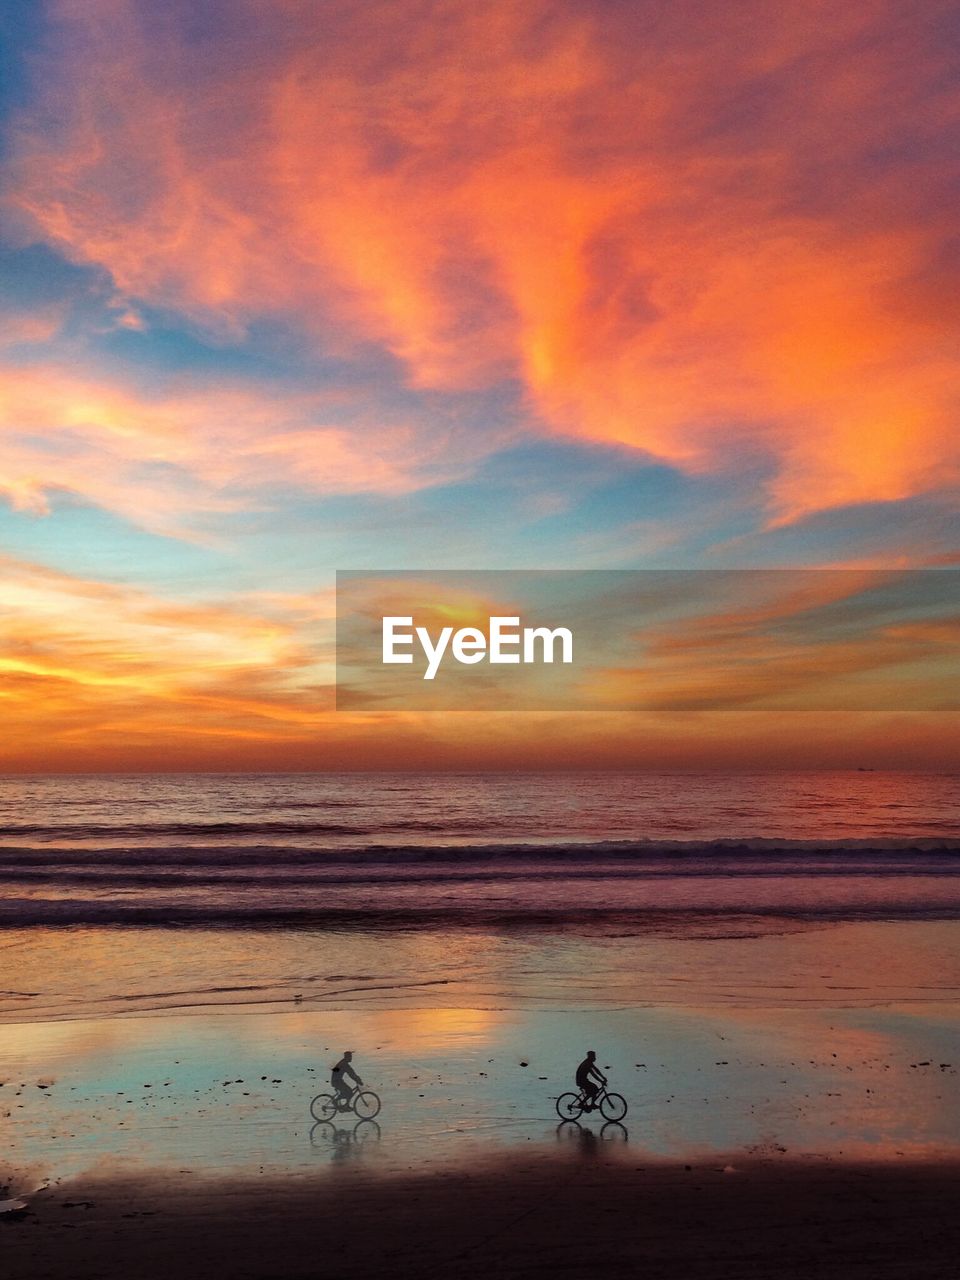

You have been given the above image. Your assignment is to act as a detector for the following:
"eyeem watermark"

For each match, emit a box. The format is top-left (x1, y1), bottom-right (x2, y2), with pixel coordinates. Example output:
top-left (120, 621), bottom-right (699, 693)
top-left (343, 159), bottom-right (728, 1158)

top-left (382, 615), bottom-right (573, 680)
top-left (336, 569), bottom-right (960, 711)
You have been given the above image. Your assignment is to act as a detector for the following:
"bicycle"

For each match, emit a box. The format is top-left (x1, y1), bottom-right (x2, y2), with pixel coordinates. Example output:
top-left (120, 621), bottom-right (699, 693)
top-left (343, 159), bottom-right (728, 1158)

top-left (556, 1081), bottom-right (627, 1122)
top-left (310, 1083), bottom-right (381, 1122)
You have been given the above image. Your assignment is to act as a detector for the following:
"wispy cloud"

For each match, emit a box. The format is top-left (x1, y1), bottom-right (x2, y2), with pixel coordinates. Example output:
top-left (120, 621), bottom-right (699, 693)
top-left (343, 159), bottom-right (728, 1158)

top-left (0, 556), bottom-right (334, 755)
top-left (5, 0), bottom-right (958, 522)
top-left (0, 361), bottom-right (506, 536)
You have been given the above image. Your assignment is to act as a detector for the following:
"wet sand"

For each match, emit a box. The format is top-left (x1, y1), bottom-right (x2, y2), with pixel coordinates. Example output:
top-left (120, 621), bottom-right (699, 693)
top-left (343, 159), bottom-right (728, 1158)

top-left (3, 919), bottom-right (959, 1277)
top-left (4, 1001), bottom-right (960, 1178)
top-left (3, 1155), bottom-right (960, 1279)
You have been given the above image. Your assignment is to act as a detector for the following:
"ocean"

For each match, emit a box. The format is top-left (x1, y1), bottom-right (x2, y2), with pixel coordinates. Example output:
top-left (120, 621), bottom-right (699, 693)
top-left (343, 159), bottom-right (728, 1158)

top-left (1, 770), bottom-right (959, 1025)
top-left (0, 771), bottom-right (958, 929)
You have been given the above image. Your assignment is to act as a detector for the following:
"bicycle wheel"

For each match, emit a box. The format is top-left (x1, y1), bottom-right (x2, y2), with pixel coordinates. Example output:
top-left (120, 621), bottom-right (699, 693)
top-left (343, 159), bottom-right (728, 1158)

top-left (556, 1092), bottom-right (584, 1120)
top-left (310, 1092), bottom-right (338, 1122)
top-left (600, 1092), bottom-right (627, 1122)
top-left (354, 1090), bottom-right (381, 1120)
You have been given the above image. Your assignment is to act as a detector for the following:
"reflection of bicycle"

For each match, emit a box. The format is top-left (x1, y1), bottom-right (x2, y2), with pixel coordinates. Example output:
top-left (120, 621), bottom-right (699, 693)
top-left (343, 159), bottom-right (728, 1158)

top-left (556, 1082), bottom-right (627, 1122)
top-left (311, 1084), bottom-right (381, 1122)
top-left (557, 1119), bottom-right (628, 1144)
top-left (310, 1119), bottom-right (381, 1149)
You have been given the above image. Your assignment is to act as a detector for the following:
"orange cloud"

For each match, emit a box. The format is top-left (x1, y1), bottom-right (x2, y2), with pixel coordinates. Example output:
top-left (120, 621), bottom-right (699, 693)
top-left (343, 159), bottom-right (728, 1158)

top-left (0, 556), bottom-right (337, 760)
top-left (5, 0), bottom-right (958, 520)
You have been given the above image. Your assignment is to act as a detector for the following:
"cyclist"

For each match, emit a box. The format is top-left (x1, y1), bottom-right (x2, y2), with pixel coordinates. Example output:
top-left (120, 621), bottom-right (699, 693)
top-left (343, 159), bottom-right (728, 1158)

top-left (331, 1050), bottom-right (363, 1108)
top-left (575, 1050), bottom-right (606, 1112)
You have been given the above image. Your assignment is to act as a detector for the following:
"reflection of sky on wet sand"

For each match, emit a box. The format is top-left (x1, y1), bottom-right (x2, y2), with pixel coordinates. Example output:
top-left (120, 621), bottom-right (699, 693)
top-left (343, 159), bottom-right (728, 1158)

top-left (3, 917), bottom-right (959, 1183)
top-left (2, 1000), bottom-right (958, 1185)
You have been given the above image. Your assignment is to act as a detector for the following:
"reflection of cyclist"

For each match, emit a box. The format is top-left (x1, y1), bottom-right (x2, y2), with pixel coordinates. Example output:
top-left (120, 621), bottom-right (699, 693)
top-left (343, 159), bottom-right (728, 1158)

top-left (331, 1051), bottom-right (363, 1106)
top-left (575, 1050), bottom-right (606, 1112)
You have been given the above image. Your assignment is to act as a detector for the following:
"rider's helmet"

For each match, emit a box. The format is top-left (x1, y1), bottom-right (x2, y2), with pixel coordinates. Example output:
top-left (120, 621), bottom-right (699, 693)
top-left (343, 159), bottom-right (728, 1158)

top-left (343, 1050), bottom-right (353, 1060)
top-left (586, 1050), bottom-right (596, 1059)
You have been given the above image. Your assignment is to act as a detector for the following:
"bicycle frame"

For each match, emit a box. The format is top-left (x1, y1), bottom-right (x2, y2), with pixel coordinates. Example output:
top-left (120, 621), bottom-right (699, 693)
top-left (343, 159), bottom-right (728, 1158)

top-left (333, 1084), bottom-right (362, 1109)
top-left (575, 1081), bottom-right (609, 1107)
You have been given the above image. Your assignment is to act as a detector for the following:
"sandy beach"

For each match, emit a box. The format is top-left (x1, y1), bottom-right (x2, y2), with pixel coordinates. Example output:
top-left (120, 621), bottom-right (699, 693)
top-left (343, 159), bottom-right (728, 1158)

top-left (2, 776), bottom-right (959, 1276)
top-left (4, 1155), bottom-right (960, 1279)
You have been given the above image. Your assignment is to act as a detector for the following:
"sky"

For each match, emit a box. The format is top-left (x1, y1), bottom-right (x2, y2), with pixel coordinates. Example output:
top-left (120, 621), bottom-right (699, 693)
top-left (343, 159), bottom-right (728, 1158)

top-left (0, 0), bottom-right (957, 771)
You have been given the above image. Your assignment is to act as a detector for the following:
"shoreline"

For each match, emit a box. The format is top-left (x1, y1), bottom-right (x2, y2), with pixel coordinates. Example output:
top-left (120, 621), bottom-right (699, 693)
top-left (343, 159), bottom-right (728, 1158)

top-left (4, 916), bottom-right (960, 1030)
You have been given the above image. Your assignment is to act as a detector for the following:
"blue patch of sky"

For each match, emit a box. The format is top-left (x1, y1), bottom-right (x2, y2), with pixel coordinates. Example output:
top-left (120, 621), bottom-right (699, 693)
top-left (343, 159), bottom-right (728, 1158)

top-left (403, 438), bottom-right (770, 569)
top-left (0, 497), bottom-right (229, 596)
top-left (218, 438), bottom-right (766, 586)
top-left (92, 312), bottom-right (405, 391)
top-left (0, 244), bottom-right (94, 308)
top-left (716, 495), bottom-right (959, 568)
top-left (0, 1), bottom-right (47, 161)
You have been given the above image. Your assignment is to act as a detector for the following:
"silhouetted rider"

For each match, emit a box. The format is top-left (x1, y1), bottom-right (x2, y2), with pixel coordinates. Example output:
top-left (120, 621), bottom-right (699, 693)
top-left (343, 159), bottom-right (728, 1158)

top-left (575, 1050), bottom-right (606, 1111)
top-left (331, 1050), bottom-right (363, 1106)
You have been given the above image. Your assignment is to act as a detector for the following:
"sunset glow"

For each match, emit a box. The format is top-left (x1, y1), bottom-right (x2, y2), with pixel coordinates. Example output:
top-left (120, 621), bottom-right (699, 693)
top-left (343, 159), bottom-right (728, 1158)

top-left (1, 0), bottom-right (957, 768)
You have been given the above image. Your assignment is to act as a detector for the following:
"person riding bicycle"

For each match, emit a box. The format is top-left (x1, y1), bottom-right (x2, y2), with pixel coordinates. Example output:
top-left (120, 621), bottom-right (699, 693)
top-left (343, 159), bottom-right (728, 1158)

top-left (331, 1051), bottom-right (363, 1108)
top-left (575, 1050), bottom-right (606, 1112)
